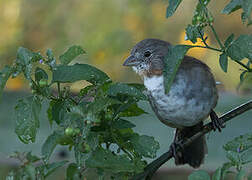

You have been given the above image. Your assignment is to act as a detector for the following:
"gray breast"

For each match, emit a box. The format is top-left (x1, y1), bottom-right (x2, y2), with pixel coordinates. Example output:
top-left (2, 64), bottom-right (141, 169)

top-left (148, 64), bottom-right (218, 128)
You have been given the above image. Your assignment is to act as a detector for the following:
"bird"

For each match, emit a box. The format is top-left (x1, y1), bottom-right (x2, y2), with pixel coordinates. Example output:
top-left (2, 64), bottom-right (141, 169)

top-left (123, 38), bottom-right (223, 168)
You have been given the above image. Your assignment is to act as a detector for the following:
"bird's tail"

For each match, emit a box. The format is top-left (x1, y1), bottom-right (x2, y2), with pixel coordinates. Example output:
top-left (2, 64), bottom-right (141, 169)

top-left (174, 122), bottom-right (207, 168)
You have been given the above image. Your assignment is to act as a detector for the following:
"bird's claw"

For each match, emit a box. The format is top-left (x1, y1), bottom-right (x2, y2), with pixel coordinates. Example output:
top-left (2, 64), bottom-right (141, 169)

top-left (210, 110), bottom-right (225, 132)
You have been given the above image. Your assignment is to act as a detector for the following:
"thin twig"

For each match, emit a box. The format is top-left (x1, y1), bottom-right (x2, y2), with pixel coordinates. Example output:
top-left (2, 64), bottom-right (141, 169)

top-left (131, 100), bottom-right (252, 180)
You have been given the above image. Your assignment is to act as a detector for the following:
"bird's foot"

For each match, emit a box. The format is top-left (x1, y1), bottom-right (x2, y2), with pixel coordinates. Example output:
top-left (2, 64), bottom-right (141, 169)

top-left (210, 110), bottom-right (225, 132)
top-left (170, 140), bottom-right (184, 159)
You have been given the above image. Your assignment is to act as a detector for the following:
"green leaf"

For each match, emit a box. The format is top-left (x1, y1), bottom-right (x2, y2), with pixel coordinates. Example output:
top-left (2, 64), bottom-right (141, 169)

top-left (35, 67), bottom-right (48, 82)
top-left (47, 100), bottom-right (68, 125)
top-left (26, 152), bottom-right (40, 163)
top-left (222, 0), bottom-right (242, 14)
top-left (0, 65), bottom-right (13, 102)
top-left (59, 45), bottom-right (85, 65)
top-left (44, 161), bottom-right (68, 177)
top-left (85, 147), bottom-right (136, 173)
top-left (41, 131), bottom-right (64, 161)
top-left (15, 96), bottom-right (42, 144)
top-left (224, 34), bottom-right (235, 47)
top-left (219, 53), bottom-right (228, 72)
top-left (236, 169), bottom-right (246, 180)
top-left (241, 0), bottom-right (252, 25)
top-left (24, 164), bottom-right (36, 180)
top-left (226, 151), bottom-right (240, 164)
top-left (188, 170), bottom-right (210, 180)
top-left (108, 83), bottom-right (147, 100)
top-left (163, 45), bottom-right (191, 94)
top-left (119, 103), bottom-right (147, 117)
top-left (112, 119), bottom-right (136, 129)
top-left (212, 168), bottom-right (221, 180)
top-left (227, 34), bottom-right (252, 61)
top-left (185, 24), bottom-right (203, 44)
top-left (52, 63), bottom-right (110, 85)
top-left (166, 0), bottom-right (183, 18)
top-left (130, 134), bottom-right (160, 158)
top-left (241, 148), bottom-right (252, 164)
top-left (66, 163), bottom-right (80, 180)
top-left (221, 162), bottom-right (233, 179)
top-left (223, 133), bottom-right (252, 153)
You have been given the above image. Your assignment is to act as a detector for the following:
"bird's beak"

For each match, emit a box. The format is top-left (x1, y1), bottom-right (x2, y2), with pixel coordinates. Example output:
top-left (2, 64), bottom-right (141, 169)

top-left (123, 55), bottom-right (140, 66)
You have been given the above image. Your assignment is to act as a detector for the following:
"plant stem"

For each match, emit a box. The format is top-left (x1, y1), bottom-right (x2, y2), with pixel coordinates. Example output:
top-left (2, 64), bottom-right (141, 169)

top-left (190, 45), bottom-right (223, 52)
top-left (209, 24), bottom-right (225, 50)
top-left (57, 82), bottom-right (61, 98)
top-left (234, 60), bottom-right (252, 72)
top-left (131, 100), bottom-right (252, 180)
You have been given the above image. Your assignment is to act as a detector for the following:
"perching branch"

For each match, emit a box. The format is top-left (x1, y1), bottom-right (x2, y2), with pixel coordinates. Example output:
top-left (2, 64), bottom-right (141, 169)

top-left (131, 100), bottom-right (252, 180)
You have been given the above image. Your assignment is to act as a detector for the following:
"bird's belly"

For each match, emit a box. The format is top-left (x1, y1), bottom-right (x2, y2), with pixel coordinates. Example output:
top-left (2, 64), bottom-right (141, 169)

top-left (149, 89), bottom-right (212, 128)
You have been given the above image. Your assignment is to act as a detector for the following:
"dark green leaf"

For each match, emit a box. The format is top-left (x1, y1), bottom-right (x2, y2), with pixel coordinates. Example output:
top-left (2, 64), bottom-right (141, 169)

top-left (108, 83), bottom-right (147, 100)
top-left (66, 163), bottom-right (80, 180)
top-left (24, 164), bottom-right (36, 180)
top-left (112, 119), bottom-right (136, 129)
top-left (241, 0), bottom-right (252, 25)
top-left (15, 96), bottom-right (42, 144)
top-left (224, 34), bottom-right (235, 47)
top-left (41, 131), bottom-right (64, 161)
top-left (85, 147), bottom-right (136, 173)
top-left (222, 0), bottom-right (242, 14)
top-left (119, 103), bottom-right (147, 117)
top-left (185, 24), bottom-right (203, 44)
top-left (0, 65), bottom-right (13, 102)
top-left (47, 100), bottom-right (68, 125)
top-left (52, 63), bottom-right (110, 85)
top-left (227, 35), bottom-right (252, 61)
top-left (26, 152), bottom-right (40, 163)
top-left (166, 0), bottom-right (183, 18)
top-left (240, 71), bottom-right (248, 82)
top-left (236, 169), bottom-right (246, 180)
top-left (188, 170), bottom-right (210, 180)
top-left (226, 151), bottom-right (240, 164)
top-left (164, 45), bottom-right (192, 94)
top-left (44, 161), bottom-right (68, 177)
top-left (130, 134), bottom-right (160, 158)
top-left (126, 83), bottom-right (146, 92)
top-left (241, 148), bottom-right (252, 164)
top-left (212, 168), bottom-right (221, 180)
top-left (35, 67), bottom-right (48, 82)
top-left (59, 45), bottom-right (85, 65)
top-left (219, 53), bottom-right (228, 72)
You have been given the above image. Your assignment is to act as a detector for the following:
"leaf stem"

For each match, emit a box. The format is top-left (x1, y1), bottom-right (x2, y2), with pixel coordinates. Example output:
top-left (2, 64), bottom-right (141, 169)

top-left (234, 60), bottom-right (251, 72)
top-left (57, 82), bottom-right (61, 98)
top-left (209, 24), bottom-right (225, 50)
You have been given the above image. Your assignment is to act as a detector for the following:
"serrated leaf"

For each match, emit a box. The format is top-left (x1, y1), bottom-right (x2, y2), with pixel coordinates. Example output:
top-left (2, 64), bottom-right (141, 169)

top-left (52, 63), bottom-right (110, 85)
top-left (108, 83), bottom-right (147, 100)
top-left (15, 96), bottom-right (42, 144)
top-left (0, 65), bottom-right (13, 102)
top-left (119, 103), bottom-right (147, 117)
top-left (212, 168), bottom-right (222, 180)
top-left (164, 45), bottom-right (192, 94)
top-left (188, 170), bottom-right (210, 180)
top-left (85, 147), bottom-right (136, 173)
top-left (227, 34), bottom-right (252, 61)
top-left (59, 45), bottom-right (85, 65)
top-left (44, 161), bottom-right (68, 177)
top-left (41, 131), bottom-right (64, 161)
top-left (112, 119), bottom-right (136, 129)
top-left (35, 67), bottom-right (48, 82)
top-left (130, 134), bottom-right (160, 158)
top-left (224, 34), bottom-right (235, 47)
top-left (222, 0), bottom-right (242, 14)
top-left (166, 0), bottom-right (183, 18)
top-left (66, 163), bottom-right (80, 180)
top-left (219, 53), bottom-right (228, 72)
top-left (185, 24), bottom-right (203, 44)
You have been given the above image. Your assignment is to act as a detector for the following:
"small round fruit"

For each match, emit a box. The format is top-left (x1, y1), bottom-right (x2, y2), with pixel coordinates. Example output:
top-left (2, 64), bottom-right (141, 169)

top-left (81, 143), bottom-right (91, 153)
top-left (65, 127), bottom-right (74, 136)
top-left (73, 128), bottom-right (80, 135)
top-left (208, 17), bottom-right (214, 23)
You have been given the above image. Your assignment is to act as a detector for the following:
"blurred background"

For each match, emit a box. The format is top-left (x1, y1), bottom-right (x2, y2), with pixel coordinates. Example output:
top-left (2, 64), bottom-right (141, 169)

top-left (0, 0), bottom-right (252, 179)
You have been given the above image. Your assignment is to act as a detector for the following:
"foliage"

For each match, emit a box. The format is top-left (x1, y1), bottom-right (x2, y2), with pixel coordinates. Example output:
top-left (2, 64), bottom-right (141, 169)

top-left (1, 45), bottom-right (159, 179)
top-left (165, 0), bottom-right (252, 179)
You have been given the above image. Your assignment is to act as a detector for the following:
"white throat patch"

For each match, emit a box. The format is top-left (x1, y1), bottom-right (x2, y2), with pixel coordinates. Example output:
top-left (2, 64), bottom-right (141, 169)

top-left (143, 75), bottom-right (164, 91)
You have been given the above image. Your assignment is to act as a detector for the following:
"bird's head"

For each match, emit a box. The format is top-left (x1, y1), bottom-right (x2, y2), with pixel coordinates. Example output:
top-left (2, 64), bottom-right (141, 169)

top-left (123, 38), bottom-right (171, 77)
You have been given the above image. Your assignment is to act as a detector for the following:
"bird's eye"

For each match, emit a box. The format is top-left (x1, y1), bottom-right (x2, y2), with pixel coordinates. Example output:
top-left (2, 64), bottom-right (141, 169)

top-left (144, 51), bottom-right (151, 57)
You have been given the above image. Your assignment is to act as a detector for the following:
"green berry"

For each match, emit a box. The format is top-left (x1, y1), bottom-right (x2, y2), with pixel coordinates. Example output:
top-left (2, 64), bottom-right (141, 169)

top-left (65, 127), bottom-right (75, 136)
top-left (81, 143), bottom-right (91, 153)
top-left (196, 15), bottom-right (203, 21)
top-left (39, 79), bottom-right (48, 87)
top-left (208, 17), bottom-right (214, 23)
